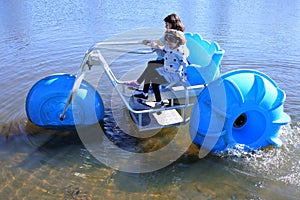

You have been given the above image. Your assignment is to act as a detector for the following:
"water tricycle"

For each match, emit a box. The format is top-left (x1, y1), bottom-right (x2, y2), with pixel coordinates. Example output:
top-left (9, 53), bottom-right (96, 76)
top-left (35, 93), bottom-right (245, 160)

top-left (25, 31), bottom-right (290, 153)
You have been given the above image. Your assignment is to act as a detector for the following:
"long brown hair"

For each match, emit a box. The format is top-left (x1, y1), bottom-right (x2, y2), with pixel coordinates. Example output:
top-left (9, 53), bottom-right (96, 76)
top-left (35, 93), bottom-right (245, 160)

top-left (164, 13), bottom-right (185, 32)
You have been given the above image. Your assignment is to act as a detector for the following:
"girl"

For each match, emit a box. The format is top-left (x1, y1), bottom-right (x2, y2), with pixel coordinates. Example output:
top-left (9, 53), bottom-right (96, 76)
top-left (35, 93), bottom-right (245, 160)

top-left (126, 14), bottom-right (187, 107)
top-left (133, 29), bottom-right (189, 107)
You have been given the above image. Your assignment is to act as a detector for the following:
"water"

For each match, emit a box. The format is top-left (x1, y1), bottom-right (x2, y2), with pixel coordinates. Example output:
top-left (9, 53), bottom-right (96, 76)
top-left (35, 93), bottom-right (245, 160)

top-left (1, 0), bottom-right (300, 199)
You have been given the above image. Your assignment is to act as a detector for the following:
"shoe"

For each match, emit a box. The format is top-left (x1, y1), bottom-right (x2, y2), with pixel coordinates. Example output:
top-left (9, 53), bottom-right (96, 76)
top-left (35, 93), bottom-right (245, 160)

top-left (133, 92), bottom-right (148, 100)
top-left (125, 80), bottom-right (140, 89)
top-left (154, 101), bottom-right (164, 108)
top-left (154, 101), bottom-right (164, 115)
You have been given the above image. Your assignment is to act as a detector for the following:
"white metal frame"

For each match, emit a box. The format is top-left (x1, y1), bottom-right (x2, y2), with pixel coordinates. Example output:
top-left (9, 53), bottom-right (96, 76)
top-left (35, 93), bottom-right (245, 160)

top-left (62, 43), bottom-right (206, 131)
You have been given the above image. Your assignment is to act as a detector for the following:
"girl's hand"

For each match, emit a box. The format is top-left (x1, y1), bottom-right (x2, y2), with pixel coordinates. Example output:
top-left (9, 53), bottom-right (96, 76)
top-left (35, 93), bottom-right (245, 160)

top-left (143, 40), bottom-right (159, 50)
top-left (149, 41), bottom-right (158, 49)
top-left (142, 40), bottom-right (151, 45)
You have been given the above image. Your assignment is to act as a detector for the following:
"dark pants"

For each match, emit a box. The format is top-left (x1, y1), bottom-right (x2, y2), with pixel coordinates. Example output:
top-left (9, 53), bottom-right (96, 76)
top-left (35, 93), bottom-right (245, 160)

top-left (137, 59), bottom-right (167, 102)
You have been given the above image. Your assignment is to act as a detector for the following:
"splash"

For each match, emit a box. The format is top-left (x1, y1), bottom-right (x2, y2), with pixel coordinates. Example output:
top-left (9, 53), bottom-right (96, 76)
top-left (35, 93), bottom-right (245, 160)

top-left (218, 124), bottom-right (300, 187)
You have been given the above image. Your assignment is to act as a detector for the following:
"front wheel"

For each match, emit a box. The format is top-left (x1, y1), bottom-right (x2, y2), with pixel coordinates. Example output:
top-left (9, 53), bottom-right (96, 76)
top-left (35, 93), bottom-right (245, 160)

top-left (25, 74), bottom-right (104, 129)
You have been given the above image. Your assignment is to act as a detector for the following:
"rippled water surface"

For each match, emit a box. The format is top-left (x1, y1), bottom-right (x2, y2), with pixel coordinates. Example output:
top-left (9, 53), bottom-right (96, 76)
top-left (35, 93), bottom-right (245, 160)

top-left (1, 0), bottom-right (300, 199)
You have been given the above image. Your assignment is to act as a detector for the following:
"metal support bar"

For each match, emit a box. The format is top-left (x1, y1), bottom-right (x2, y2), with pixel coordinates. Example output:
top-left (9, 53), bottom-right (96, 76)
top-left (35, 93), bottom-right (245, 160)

top-left (71, 45), bottom-right (205, 131)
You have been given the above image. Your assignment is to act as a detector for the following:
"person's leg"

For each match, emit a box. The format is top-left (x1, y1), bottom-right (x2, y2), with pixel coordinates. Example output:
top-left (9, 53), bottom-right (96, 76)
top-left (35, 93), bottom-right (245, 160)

top-left (142, 67), bottom-right (167, 97)
top-left (127, 59), bottom-right (163, 90)
top-left (137, 59), bottom-right (164, 84)
top-left (134, 59), bottom-right (166, 101)
top-left (135, 82), bottom-right (165, 104)
top-left (142, 83), bottom-right (150, 94)
top-left (152, 83), bottom-right (162, 102)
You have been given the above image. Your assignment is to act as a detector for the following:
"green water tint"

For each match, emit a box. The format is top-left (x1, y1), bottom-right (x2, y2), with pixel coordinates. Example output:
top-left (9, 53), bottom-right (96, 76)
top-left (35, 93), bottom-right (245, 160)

top-left (0, 117), bottom-right (299, 199)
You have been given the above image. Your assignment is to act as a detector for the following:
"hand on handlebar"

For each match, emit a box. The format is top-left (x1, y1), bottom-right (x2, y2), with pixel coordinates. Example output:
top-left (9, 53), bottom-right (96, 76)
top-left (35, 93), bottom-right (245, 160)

top-left (143, 40), bottom-right (159, 50)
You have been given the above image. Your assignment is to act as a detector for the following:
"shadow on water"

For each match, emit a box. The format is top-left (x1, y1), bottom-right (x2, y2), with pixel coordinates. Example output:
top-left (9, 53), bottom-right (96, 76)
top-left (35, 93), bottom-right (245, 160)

top-left (0, 106), bottom-right (202, 167)
top-left (0, 108), bottom-right (204, 198)
top-left (1, 108), bottom-right (299, 199)
top-left (109, 128), bottom-right (300, 199)
top-left (0, 119), bottom-right (83, 169)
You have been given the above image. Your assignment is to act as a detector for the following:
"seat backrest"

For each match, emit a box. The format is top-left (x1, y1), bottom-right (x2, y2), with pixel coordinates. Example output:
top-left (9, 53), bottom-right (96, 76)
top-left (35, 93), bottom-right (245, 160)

top-left (184, 32), bottom-right (224, 67)
top-left (184, 33), bottom-right (225, 85)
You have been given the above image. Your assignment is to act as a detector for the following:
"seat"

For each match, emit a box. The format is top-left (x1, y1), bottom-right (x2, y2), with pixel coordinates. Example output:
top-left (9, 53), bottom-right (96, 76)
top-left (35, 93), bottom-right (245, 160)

top-left (184, 32), bottom-right (225, 86)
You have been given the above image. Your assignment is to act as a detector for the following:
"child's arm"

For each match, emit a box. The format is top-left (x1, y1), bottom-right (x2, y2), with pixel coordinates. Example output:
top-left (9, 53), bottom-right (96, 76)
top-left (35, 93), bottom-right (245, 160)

top-left (143, 41), bottom-right (163, 50)
top-left (143, 36), bottom-right (165, 58)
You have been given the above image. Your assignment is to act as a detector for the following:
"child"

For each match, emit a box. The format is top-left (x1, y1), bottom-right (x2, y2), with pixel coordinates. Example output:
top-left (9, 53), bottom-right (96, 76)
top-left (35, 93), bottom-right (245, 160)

top-left (133, 29), bottom-right (189, 107)
top-left (157, 29), bottom-right (189, 85)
